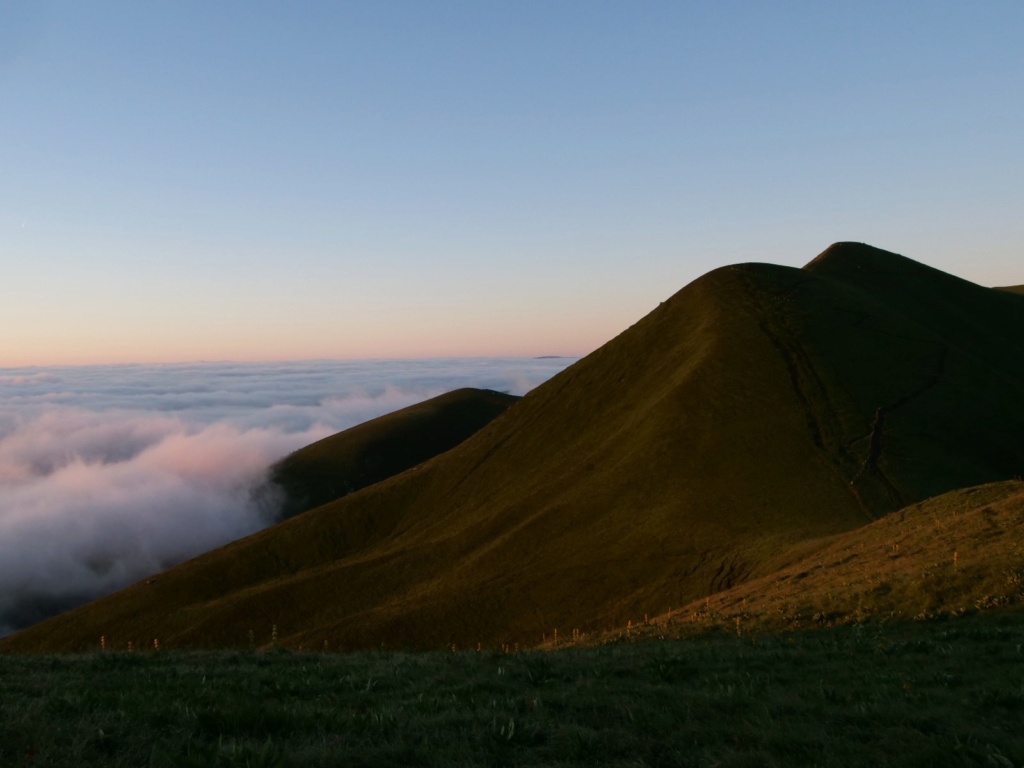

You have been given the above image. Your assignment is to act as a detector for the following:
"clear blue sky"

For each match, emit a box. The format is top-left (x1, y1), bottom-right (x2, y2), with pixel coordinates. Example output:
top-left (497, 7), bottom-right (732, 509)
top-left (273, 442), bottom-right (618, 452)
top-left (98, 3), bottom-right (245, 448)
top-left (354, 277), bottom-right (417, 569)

top-left (3, 1), bottom-right (1022, 365)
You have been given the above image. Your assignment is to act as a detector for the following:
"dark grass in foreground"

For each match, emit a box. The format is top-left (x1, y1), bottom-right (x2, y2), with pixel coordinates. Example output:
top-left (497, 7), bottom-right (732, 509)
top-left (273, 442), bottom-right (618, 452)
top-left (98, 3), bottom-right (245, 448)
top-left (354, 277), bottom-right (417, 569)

top-left (3, 612), bottom-right (1024, 767)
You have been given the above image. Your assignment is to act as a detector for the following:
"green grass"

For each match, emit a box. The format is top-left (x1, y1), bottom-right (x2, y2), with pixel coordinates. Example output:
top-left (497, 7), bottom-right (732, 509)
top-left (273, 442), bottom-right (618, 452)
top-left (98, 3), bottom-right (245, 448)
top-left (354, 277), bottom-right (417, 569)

top-left (4, 612), bottom-right (1024, 767)
top-left (592, 480), bottom-right (1024, 645)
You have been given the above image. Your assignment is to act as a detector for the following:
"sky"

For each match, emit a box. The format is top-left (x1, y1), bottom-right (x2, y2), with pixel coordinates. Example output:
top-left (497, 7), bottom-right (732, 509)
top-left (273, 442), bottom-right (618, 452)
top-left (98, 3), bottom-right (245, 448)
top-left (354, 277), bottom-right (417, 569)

top-left (2, 1), bottom-right (1023, 366)
top-left (0, 357), bottom-right (574, 634)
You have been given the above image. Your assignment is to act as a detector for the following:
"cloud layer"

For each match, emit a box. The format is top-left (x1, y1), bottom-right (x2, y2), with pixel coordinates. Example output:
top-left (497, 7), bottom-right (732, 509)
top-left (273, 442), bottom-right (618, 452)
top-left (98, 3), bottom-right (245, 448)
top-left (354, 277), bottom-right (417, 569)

top-left (0, 357), bottom-right (574, 635)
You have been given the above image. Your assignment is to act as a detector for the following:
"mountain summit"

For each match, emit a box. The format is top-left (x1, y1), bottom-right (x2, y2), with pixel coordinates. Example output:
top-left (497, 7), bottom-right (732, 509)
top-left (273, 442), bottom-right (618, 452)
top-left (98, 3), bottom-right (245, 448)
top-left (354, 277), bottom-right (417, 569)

top-left (4, 244), bottom-right (1022, 653)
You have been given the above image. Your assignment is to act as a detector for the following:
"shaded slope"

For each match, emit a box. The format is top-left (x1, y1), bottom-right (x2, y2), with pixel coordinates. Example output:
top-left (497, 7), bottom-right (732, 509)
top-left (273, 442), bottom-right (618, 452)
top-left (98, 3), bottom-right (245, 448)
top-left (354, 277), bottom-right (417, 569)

top-left (598, 480), bottom-right (1024, 642)
top-left (4, 244), bottom-right (1023, 654)
top-left (794, 243), bottom-right (1024, 508)
top-left (267, 388), bottom-right (518, 520)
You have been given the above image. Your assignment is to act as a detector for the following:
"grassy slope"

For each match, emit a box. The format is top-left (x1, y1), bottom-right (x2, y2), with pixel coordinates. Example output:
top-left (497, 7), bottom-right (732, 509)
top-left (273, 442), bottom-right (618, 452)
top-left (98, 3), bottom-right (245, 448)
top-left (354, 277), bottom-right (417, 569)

top-left (267, 388), bottom-right (519, 520)
top-left (3, 244), bottom-right (1022, 654)
top-left (586, 479), bottom-right (1024, 644)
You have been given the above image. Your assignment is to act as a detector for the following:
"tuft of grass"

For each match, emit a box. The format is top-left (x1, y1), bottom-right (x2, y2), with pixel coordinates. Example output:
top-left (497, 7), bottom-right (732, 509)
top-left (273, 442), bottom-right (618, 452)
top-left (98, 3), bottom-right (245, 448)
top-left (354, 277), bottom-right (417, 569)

top-left (151, 737), bottom-right (287, 768)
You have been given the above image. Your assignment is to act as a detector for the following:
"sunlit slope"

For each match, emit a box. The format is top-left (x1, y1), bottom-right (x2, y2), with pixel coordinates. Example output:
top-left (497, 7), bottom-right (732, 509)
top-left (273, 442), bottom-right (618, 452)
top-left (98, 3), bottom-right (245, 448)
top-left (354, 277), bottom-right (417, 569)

top-left (997, 285), bottom-right (1024, 295)
top-left (4, 244), bottom-right (1022, 654)
top-left (601, 479), bottom-right (1024, 641)
top-left (267, 388), bottom-right (518, 520)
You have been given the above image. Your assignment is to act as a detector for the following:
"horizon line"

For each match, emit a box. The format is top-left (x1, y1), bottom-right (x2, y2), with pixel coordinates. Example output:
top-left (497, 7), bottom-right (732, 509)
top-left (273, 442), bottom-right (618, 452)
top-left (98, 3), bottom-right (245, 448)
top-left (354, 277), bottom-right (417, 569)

top-left (0, 353), bottom-right (584, 372)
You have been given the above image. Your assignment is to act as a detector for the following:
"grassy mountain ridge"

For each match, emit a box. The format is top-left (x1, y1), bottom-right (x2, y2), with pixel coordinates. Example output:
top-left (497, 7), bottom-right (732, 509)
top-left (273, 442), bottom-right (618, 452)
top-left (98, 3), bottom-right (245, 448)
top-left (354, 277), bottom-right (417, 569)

top-left (584, 479), bottom-right (1024, 645)
top-left (3, 243), bottom-right (1022, 654)
top-left (267, 387), bottom-right (519, 520)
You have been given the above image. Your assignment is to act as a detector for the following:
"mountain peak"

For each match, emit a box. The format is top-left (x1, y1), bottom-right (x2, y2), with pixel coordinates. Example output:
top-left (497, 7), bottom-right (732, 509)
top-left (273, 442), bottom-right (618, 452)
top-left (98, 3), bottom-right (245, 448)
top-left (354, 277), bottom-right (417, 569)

top-left (804, 242), bottom-right (930, 276)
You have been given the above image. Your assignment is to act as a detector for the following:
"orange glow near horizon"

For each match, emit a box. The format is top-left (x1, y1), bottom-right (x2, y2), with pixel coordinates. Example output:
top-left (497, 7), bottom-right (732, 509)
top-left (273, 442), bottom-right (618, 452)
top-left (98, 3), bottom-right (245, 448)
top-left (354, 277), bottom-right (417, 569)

top-left (0, 329), bottom-right (602, 369)
top-left (0, 296), bottom-right (627, 368)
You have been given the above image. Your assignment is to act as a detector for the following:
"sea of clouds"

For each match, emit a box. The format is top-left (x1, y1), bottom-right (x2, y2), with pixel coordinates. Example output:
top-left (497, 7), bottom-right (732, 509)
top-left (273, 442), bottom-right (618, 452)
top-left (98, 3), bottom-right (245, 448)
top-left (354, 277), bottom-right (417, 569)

top-left (0, 357), bottom-right (575, 635)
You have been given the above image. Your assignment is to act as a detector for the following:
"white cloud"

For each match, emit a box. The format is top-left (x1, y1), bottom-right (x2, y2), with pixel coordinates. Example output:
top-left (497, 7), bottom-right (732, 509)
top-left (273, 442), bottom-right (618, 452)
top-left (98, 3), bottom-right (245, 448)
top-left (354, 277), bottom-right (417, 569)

top-left (0, 372), bottom-right (57, 386)
top-left (0, 357), bottom-right (575, 634)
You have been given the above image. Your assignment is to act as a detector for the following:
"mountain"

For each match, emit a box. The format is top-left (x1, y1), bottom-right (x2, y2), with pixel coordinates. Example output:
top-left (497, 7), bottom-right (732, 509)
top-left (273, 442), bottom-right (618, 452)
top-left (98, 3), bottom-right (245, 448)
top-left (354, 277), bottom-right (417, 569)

top-left (266, 388), bottom-right (518, 520)
top-left (3, 243), bottom-right (1022, 654)
top-left (997, 285), bottom-right (1024, 295)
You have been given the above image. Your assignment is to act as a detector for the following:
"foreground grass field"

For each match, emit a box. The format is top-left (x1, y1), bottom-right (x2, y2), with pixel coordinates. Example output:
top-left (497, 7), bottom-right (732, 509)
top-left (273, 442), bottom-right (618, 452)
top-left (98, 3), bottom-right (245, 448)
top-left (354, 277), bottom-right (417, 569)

top-left (3, 611), bottom-right (1023, 767)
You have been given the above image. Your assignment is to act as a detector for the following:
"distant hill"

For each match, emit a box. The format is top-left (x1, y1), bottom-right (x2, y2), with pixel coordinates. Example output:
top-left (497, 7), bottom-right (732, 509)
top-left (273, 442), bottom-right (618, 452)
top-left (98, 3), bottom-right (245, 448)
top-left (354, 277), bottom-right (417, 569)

top-left (266, 388), bottom-right (518, 520)
top-left (4, 243), bottom-right (1022, 654)
top-left (997, 285), bottom-right (1024, 295)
